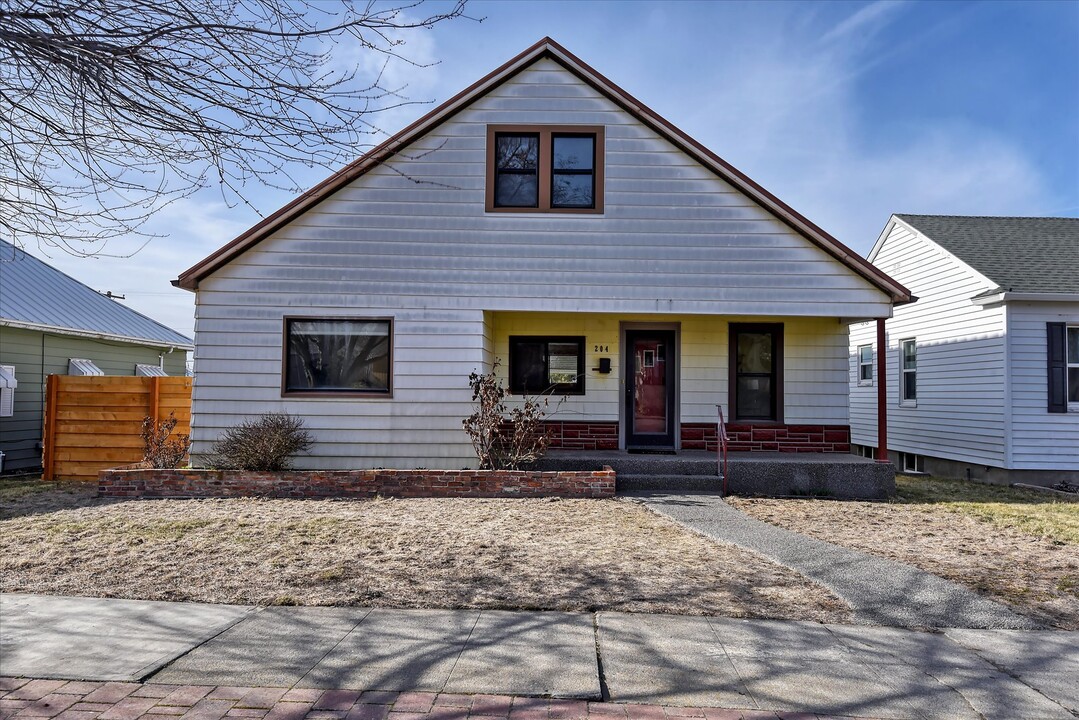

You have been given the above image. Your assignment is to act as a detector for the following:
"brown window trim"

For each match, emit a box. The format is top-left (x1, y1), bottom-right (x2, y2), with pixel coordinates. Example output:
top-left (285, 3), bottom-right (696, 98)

top-left (728, 323), bottom-right (784, 423)
top-left (508, 335), bottom-right (587, 395)
top-left (281, 316), bottom-right (394, 398)
top-left (486, 125), bottom-right (605, 214)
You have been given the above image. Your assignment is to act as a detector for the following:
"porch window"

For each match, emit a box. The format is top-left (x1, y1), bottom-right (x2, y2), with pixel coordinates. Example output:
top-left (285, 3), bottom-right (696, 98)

top-left (730, 324), bottom-right (782, 422)
top-left (509, 336), bottom-right (585, 395)
top-left (857, 345), bottom-right (874, 385)
top-left (284, 318), bottom-right (392, 395)
top-left (486, 126), bottom-right (604, 213)
top-left (900, 338), bottom-right (917, 405)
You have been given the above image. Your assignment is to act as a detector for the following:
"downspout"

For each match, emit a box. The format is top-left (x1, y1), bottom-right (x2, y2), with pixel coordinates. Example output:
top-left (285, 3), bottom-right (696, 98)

top-left (876, 318), bottom-right (889, 464)
top-left (1002, 304), bottom-right (1013, 469)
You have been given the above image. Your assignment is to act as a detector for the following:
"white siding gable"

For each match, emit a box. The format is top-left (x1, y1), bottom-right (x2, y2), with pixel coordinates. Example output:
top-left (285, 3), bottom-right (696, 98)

top-left (850, 220), bottom-right (1008, 465)
top-left (200, 59), bottom-right (892, 318)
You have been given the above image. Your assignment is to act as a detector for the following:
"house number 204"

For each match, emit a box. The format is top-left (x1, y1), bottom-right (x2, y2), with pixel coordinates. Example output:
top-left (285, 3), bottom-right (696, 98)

top-left (594, 345), bottom-right (609, 352)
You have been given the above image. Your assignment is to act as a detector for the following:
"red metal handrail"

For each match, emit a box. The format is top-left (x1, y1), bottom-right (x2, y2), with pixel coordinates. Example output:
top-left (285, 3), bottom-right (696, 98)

top-left (716, 404), bottom-right (729, 495)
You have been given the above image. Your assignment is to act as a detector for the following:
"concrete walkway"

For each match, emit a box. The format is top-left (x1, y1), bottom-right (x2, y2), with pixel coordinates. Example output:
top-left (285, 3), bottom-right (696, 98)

top-left (627, 491), bottom-right (1038, 630)
top-left (3, 594), bottom-right (1078, 720)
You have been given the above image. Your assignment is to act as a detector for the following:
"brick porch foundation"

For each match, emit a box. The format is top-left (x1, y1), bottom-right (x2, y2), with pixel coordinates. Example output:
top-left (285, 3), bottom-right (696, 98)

top-left (542, 421), bottom-right (619, 450)
top-left (681, 423), bottom-right (851, 453)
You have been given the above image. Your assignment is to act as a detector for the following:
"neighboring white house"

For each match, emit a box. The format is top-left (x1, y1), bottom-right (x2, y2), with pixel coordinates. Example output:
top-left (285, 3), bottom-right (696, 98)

top-left (850, 214), bottom-right (1079, 483)
top-left (175, 38), bottom-right (911, 472)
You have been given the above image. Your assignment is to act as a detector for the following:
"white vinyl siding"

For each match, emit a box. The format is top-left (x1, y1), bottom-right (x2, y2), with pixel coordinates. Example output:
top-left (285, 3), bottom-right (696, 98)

top-left (192, 58), bottom-right (888, 468)
top-left (850, 221), bottom-right (1007, 465)
top-left (1007, 302), bottom-right (1079, 470)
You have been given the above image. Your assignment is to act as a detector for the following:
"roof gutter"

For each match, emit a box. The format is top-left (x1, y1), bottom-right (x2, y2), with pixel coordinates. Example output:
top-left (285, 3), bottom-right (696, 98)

top-left (972, 291), bottom-right (1079, 307)
top-left (0, 319), bottom-right (193, 350)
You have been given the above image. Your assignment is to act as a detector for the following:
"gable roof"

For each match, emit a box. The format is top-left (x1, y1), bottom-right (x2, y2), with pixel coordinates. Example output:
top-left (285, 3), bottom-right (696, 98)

top-left (0, 239), bottom-right (192, 348)
top-left (174, 37), bottom-right (910, 304)
top-left (894, 214), bottom-right (1079, 295)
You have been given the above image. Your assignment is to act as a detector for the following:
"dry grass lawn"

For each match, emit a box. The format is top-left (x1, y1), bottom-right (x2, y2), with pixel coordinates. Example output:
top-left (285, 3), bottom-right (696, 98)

top-left (0, 477), bottom-right (849, 622)
top-left (728, 475), bottom-right (1079, 629)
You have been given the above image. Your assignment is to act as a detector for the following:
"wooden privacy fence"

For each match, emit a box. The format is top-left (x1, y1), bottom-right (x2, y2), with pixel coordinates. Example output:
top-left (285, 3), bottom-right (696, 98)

top-left (43, 375), bottom-right (193, 481)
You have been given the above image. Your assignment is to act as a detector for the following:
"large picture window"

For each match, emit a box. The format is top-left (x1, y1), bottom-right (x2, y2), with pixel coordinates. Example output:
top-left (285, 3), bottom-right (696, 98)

top-left (487, 126), bottom-right (604, 213)
top-left (284, 318), bottom-right (392, 395)
top-left (730, 324), bottom-right (782, 422)
top-left (509, 336), bottom-right (585, 395)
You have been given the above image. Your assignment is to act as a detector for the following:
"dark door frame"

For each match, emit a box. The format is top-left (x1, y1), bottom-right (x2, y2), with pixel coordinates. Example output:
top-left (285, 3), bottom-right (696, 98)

top-left (623, 328), bottom-right (678, 450)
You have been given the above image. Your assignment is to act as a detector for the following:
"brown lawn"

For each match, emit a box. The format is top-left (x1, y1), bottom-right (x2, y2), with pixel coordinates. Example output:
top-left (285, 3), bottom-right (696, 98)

top-left (728, 475), bottom-right (1079, 629)
top-left (0, 477), bottom-right (850, 622)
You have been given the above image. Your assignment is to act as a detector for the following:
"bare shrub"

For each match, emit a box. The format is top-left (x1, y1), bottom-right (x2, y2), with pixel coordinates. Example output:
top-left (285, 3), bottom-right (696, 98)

top-left (463, 360), bottom-right (562, 470)
top-left (141, 412), bottom-right (192, 468)
top-left (207, 413), bottom-right (313, 471)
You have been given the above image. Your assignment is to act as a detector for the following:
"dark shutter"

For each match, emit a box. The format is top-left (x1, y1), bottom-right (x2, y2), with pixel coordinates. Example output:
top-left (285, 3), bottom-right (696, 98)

top-left (1047, 322), bottom-right (1067, 413)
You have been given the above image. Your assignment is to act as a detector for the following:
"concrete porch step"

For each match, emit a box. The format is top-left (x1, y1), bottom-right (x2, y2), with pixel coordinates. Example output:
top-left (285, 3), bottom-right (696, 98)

top-left (616, 474), bottom-right (723, 492)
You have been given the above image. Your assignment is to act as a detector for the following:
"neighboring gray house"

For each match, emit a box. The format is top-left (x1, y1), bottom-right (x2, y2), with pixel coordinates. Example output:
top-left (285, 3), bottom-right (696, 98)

top-left (850, 215), bottom-right (1079, 483)
top-left (0, 240), bottom-right (192, 473)
top-left (175, 38), bottom-right (911, 472)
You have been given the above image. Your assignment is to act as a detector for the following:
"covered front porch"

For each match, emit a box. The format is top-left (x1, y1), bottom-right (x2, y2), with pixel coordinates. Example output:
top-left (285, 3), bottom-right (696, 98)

top-left (535, 448), bottom-right (895, 499)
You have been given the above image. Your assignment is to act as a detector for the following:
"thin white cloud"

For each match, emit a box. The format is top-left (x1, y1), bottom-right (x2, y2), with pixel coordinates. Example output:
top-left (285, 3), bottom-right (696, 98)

top-left (818, 0), bottom-right (906, 47)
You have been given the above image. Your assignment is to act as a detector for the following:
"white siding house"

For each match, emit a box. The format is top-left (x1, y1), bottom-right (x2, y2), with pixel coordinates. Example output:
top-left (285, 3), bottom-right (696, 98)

top-left (177, 38), bottom-right (910, 471)
top-left (850, 215), bottom-right (1079, 483)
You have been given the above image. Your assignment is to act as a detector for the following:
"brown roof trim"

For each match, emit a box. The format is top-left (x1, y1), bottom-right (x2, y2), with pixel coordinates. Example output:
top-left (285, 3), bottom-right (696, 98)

top-left (174, 37), bottom-right (910, 303)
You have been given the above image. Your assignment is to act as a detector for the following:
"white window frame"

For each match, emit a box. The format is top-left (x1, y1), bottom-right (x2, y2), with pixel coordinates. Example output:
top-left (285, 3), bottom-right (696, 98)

top-left (0, 365), bottom-right (16, 418)
top-left (857, 344), bottom-right (874, 386)
top-left (902, 452), bottom-right (925, 474)
top-left (1068, 325), bottom-right (1079, 412)
top-left (899, 338), bottom-right (917, 407)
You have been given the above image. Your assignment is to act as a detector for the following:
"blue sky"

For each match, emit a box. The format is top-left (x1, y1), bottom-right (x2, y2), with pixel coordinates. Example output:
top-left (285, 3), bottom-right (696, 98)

top-left (26, 0), bottom-right (1079, 337)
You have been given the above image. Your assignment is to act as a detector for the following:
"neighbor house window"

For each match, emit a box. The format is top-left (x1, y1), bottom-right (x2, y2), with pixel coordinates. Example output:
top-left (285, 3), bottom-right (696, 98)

top-left (730, 324), bottom-right (782, 422)
top-left (1069, 326), bottom-right (1079, 408)
top-left (284, 318), bottom-right (392, 395)
top-left (509, 336), bottom-right (585, 394)
top-left (1047, 323), bottom-right (1077, 412)
top-left (487, 126), bottom-right (604, 213)
top-left (903, 453), bottom-right (925, 474)
top-left (858, 345), bottom-right (874, 385)
top-left (900, 338), bottom-right (917, 405)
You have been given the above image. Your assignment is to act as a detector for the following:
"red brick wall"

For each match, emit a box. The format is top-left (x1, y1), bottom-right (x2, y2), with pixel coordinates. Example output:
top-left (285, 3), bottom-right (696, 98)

top-left (681, 423), bottom-right (850, 453)
top-left (543, 421), bottom-right (619, 450)
top-left (97, 467), bottom-right (616, 500)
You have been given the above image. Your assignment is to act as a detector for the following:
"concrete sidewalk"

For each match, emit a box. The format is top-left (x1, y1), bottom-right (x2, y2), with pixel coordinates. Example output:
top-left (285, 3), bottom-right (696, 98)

top-left (2, 594), bottom-right (1077, 720)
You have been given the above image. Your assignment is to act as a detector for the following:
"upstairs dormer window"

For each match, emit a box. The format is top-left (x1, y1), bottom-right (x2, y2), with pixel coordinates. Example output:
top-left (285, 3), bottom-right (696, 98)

top-left (486, 125), bottom-right (604, 213)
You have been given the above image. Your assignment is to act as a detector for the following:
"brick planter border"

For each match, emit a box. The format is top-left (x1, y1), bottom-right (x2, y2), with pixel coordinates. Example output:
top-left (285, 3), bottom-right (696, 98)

top-left (97, 466), bottom-right (616, 500)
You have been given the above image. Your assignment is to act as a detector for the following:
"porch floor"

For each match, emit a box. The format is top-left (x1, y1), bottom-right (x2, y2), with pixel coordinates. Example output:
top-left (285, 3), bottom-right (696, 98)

top-left (536, 449), bottom-right (894, 499)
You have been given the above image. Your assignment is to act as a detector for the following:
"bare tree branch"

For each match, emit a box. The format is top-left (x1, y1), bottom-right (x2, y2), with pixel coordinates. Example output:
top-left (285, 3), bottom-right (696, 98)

top-left (0, 0), bottom-right (474, 254)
